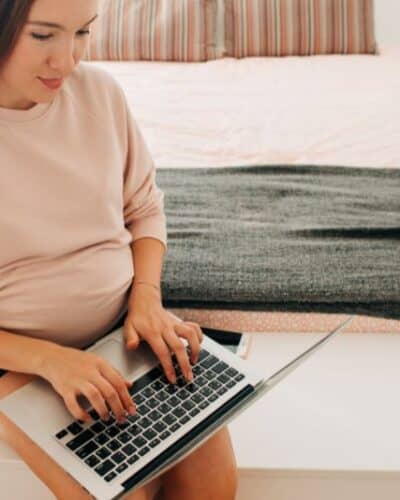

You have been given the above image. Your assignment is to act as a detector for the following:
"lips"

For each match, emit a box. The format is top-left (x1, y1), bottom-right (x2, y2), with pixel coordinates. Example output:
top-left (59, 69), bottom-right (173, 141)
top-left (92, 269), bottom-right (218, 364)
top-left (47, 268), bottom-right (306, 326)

top-left (38, 77), bottom-right (63, 89)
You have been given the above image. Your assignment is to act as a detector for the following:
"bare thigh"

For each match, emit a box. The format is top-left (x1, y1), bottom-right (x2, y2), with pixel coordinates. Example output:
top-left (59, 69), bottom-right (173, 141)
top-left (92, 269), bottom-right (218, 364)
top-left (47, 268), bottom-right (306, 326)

top-left (0, 372), bottom-right (161, 500)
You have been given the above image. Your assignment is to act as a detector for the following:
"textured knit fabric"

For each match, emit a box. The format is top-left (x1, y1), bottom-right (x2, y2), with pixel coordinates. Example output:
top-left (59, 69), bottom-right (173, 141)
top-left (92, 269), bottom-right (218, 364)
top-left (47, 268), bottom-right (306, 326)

top-left (84, 0), bottom-right (216, 62)
top-left (0, 62), bottom-right (167, 348)
top-left (223, 0), bottom-right (376, 58)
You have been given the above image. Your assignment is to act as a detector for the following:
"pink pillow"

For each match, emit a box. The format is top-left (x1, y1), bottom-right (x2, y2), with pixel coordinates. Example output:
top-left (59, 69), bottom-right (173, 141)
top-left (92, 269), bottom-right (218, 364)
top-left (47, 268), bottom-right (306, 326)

top-left (85, 0), bottom-right (216, 62)
top-left (223, 0), bottom-right (377, 58)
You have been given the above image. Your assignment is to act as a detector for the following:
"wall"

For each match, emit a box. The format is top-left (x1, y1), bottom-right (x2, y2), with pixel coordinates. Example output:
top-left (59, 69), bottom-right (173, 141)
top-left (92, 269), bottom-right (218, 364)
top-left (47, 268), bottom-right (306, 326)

top-left (375, 0), bottom-right (400, 46)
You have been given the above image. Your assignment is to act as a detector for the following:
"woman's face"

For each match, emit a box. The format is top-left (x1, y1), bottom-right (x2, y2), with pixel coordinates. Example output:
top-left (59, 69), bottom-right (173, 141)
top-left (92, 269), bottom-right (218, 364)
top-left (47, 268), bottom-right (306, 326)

top-left (0, 0), bottom-right (99, 110)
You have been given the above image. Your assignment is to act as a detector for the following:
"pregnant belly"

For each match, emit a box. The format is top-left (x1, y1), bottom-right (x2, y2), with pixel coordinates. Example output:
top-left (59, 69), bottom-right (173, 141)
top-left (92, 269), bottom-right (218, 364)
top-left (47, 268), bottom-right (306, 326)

top-left (0, 245), bottom-right (133, 348)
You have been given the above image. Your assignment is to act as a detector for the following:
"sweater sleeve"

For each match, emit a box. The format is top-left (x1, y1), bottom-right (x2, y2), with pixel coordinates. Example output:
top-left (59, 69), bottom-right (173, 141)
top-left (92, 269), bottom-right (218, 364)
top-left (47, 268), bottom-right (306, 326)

top-left (121, 94), bottom-right (167, 250)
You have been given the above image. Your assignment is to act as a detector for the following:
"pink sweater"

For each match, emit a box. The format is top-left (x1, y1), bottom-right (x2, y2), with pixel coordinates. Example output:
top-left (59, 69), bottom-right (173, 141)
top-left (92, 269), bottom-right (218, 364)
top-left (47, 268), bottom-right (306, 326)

top-left (0, 63), bottom-right (167, 348)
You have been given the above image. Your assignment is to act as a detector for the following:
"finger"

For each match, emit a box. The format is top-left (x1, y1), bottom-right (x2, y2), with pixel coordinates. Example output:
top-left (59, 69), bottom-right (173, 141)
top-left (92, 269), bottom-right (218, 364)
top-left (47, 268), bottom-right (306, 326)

top-left (163, 329), bottom-right (193, 382)
top-left (98, 364), bottom-right (136, 418)
top-left (147, 336), bottom-right (176, 384)
top-left (96, 366), bottom-right (133, 422)
top-left (64, 391), bottom-right (91, 423)
top-left (81, 382), bottom-right (110, 422)
top-left (175, 322), bottom-right (201, 365)
top-left (185, 322), bottom-right (204, 344)
top-left (124, 320), bottom-right (141, 350)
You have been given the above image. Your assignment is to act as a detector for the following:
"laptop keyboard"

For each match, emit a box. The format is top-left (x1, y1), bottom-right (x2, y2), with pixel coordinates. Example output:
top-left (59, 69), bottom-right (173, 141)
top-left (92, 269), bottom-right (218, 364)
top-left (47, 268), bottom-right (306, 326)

top-left (55, 348), bottom-right (245, 483)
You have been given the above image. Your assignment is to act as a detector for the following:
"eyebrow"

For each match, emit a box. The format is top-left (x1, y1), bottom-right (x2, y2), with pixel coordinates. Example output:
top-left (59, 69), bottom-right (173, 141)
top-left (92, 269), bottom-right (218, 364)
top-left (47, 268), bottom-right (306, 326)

top-left (27, 13), bottom-right (98, 31)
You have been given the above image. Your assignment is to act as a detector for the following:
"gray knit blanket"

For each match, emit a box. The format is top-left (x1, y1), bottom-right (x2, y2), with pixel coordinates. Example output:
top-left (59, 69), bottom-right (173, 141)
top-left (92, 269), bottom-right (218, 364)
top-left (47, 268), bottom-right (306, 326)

top-left (157, 165), bottom-right (400, 319)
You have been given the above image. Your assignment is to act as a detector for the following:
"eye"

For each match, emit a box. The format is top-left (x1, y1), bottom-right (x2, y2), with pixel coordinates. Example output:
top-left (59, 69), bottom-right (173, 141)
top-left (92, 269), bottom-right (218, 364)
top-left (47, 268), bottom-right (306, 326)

top-left (31, 33), bottom-right (53, 41)
top-left (30, 30), bottom-right (90, 41)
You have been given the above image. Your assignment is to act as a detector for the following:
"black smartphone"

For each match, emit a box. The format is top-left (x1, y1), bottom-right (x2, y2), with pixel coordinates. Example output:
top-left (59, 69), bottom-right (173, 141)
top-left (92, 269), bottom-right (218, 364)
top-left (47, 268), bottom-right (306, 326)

top-left (200, 327), bottom-right (252, 358)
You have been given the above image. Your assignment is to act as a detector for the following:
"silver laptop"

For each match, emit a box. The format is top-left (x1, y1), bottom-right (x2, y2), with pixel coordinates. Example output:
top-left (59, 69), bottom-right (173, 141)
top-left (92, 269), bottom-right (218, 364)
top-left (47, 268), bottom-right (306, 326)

top-left (0, 316), bottom-right (354, 500)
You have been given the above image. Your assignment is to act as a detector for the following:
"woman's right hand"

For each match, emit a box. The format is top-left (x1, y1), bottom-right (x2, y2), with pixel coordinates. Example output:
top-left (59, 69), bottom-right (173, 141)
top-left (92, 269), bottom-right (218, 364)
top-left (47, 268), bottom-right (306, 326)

top-left (37, 344), bottom-right (136, 424)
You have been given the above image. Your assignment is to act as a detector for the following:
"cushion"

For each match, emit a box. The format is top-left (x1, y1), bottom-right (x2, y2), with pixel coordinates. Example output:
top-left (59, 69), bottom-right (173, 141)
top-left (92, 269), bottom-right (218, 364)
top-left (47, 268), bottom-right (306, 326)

top-left (84, 0), bottom-right (216, 62)
top-left (223, 0), bottom-right (377, 58)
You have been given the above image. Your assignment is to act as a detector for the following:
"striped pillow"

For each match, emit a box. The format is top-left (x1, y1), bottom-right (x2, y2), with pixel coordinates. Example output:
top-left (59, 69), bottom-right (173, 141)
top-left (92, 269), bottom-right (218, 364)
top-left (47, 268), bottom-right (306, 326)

top-left (84, 0), bottom-right (216, 62)
top-left (223, 0), bottom-right (377, 58)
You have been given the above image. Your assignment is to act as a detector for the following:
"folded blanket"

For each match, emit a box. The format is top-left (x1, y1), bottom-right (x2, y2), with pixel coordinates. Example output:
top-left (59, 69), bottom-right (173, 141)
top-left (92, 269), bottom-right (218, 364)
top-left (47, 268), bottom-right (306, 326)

top-left (157, 165), bottom-right (400, 319)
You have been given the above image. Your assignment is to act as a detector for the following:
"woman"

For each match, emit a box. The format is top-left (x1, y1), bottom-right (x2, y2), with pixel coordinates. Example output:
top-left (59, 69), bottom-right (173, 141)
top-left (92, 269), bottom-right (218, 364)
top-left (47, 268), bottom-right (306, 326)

top-left (0, 0), bottom-right (239, 498)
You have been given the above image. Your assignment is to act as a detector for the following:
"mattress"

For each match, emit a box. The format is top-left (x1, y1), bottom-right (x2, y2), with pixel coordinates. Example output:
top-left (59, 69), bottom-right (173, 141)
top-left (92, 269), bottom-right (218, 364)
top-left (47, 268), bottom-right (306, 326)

top-left (91, 47), bottom-right (400, 170)
top-left (90, 50), bottom-right (400, 331)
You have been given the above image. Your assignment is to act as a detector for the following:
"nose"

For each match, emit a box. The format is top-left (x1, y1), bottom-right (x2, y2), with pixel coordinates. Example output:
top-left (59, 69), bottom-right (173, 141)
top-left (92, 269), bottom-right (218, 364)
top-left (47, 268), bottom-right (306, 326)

top-left (47, 39), bottom-right (77, 77)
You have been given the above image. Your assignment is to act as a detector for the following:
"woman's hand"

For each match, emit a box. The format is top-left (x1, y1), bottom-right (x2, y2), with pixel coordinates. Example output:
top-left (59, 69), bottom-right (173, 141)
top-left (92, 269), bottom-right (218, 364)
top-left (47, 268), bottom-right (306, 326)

top-left (124, 284), bottom-right (204, 384)
top-left (37, 345), bottom-right (136, 424)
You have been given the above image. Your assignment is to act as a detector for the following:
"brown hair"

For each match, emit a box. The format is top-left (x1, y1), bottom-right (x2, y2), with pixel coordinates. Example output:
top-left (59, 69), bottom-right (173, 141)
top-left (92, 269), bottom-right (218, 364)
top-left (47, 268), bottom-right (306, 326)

top-left (0, 0), bottom-right (35, 68)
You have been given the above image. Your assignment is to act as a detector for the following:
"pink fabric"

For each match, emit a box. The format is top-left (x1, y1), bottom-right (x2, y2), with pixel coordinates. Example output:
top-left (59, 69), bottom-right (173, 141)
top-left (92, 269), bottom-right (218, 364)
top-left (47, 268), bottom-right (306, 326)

top-left (90, 47), bottom-right (400, 169)
top-left (0, 63), bottom-right (167, 348)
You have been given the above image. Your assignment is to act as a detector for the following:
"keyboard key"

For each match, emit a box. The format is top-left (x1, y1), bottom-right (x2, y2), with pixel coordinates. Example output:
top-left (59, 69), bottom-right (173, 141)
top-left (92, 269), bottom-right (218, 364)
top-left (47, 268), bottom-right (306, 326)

top-left (95, 459), bottom-right (115, 477)
top-left (154, 421), bottom-right (167, 433)
top-left (143, 429), bottom-right (157, 440)
top-left (158, 403), bottom-right (172, 414)
top-left (66, 429), bottom-right (94, 451)
top-left (199, 387), bottom-right (213, 398)
top-left (95, 433), bottom-right (110, 445)
top-left (189, 408), bottom-right (200, 417)
top-left (106, 426), bottom-right (120, 438)
top-left (122, 443), bottom-right (137, 456)
top-left (128, 424), bottom-right (141, 436)
top-left (192, 394), bottom-right (204, 404)
top-left (170, 423), bottom-right (180, 432)
top-left (199, 401), bottom-right (210, 410)
top-left (210, 380), bottom-right (223, 391)
top-left (148, 410), bottom-right (162, 421)
top-left (163, 414), bottom-right (177, 425)
top-left (140, 417), bottom-right (152, 429)
top-left (209, 394), bottom-right (218, 402)
top-left (235, 373), bottom-right (245, 382)
top-left (96, 447), bottom-right (111, 459)
top-left (176, 389), bottom-right (191, 400)
top-left (138, 404), bottom-right (151, 415)
top-left (168, 396), bottom-right (180, 406)
top-left (138, 446), bottom-right (150, 457)
top-left (127, 454), bottom-right (139, 465)
top-left (198, 349), bottom-right (210, 362)
top-left (56, 429), bottom-right (68, 440)
top-left (90, 422), bottom-right (105, 434)
top-left (155, 390), bottom-right (169, 402)
top-left (133, 436), bottom-right (147, 448)
top-left (89, 409), bottom-right (100, 421)
top-left (67, 422), bottom-right (83, 435)
top-left (200, 355), bottom-right (219, 369)
top-left (104, 471), bottom-right (117, 482)
top-left (179, 415), bottom-right (190, 425)
top-left (149, 438), bottom-right (161, 448)
top-left (111, 452), bottom-right (126, 464)
top-left (172, 407), bottom-right (185, 418)
top-left (226, 367), bottom-right (239, 377)
top-left (118, 432), bottom-right (131, 444)
top-left (142, 387), bottom-right (155, 398)
top-left (116, 463), bottom-right (128, 474)
top-left (226, 380), bottom-right (236, 389)
top-left (219, 373), bottom-right (229, 384)
top-left (212, 361), bottom-right (229, 374)
top-left (217, 387), bottom-right (228, 396)
top-left (85, 454), bottom-right (100, 468)
top-left (77, 440), bottom-right (98, 459)
top-left (107, 439), bottom-right (121, 451)
top-left (133, 393), bottom-right (145, 405)
top-left (159, 430), bottom-right (171, 440)
top-left (151, 380), bottom-right (164, 391)
top-left (146, 398), bottom-right (160, 409)
top-left (182, 400), bottom-right (195, 411)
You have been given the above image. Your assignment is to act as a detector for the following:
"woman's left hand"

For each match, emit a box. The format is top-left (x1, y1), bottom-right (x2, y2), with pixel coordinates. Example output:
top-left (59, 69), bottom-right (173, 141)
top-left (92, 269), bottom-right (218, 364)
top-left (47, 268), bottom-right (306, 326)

top-left (123, 285), bottom-right (203, 384)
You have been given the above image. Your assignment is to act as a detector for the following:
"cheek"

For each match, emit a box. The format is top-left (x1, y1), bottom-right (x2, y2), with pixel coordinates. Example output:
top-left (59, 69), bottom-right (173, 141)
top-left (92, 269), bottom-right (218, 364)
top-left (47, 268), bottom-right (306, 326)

top-left (12, 38), bottom-right (44, 76)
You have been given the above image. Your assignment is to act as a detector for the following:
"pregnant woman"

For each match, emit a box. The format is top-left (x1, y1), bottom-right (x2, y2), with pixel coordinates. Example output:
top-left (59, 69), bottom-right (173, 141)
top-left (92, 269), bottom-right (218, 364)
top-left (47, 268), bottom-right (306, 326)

top-left (0, 0), bottom-right (238, 498)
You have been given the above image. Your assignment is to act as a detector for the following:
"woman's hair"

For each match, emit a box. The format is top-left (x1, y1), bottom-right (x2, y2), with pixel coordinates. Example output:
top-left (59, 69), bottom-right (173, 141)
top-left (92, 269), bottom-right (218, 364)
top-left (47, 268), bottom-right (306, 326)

top-left (0, 0), bottom-right (35, 69)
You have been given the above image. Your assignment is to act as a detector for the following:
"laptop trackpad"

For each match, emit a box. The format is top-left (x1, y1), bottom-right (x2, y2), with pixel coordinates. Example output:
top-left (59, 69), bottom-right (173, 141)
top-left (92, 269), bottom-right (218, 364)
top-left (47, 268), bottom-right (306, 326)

top-left (92, 339), bottom-right (157, 379)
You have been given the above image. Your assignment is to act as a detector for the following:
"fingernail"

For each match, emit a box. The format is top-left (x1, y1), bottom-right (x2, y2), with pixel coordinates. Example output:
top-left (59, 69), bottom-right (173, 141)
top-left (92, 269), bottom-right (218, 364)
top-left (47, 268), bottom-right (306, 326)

top-left (186, 370), bottom-right (193, 382)
top-left (170, 374), bottom-right (177, 384)
top-left (129, 405), bottom-right (136, 416)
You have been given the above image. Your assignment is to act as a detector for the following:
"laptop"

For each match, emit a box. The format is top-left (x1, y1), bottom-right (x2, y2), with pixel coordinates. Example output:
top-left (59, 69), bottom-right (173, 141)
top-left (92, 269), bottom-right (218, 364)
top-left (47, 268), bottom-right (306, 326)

top-left (0, 315), bottom-right (354, 500)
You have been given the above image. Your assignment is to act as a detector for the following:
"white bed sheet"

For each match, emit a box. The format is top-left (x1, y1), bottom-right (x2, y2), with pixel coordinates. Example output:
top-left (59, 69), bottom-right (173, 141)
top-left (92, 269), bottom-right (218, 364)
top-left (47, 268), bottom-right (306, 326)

top-left (91, 47), bottom-right (400, 169)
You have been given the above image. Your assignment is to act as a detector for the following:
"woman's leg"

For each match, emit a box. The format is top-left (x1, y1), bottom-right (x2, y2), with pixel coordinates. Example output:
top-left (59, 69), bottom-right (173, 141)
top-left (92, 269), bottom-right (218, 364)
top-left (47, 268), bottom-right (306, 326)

top-left (0, 372), bottom-right (160, 500)
top-left (158, 426), bottom-right (239, 500)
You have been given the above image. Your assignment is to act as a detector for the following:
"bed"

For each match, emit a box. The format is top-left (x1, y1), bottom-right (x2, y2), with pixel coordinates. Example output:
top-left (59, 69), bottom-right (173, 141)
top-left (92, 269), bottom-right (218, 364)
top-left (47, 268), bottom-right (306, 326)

top-left (90, 46), bottom-right (400, 331)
